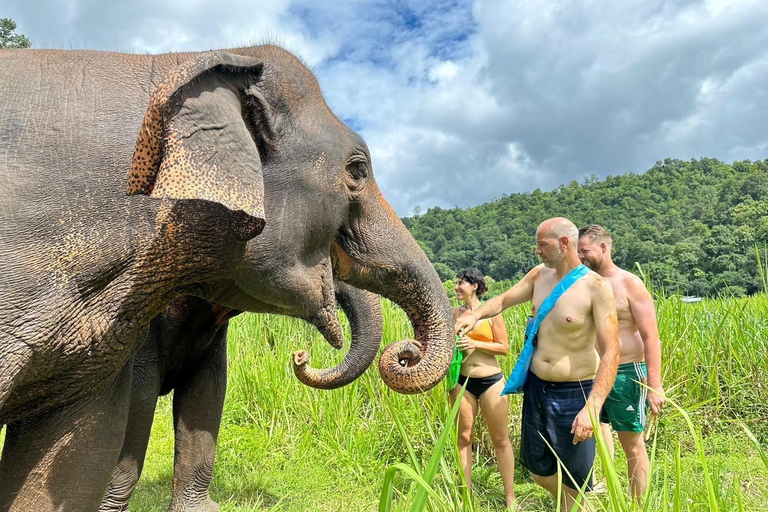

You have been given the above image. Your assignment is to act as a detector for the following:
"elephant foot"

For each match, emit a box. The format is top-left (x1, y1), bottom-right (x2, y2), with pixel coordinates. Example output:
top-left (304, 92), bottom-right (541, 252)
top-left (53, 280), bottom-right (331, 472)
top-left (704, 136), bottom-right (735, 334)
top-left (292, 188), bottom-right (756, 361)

top-left (168, 497), bottom-right (220, 512)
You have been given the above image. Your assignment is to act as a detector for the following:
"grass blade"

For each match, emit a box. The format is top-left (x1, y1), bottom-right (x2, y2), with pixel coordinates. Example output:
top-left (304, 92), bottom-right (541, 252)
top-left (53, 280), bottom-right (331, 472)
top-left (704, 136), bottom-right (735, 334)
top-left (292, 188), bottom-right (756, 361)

top-left (409, 385), bottom-right (466, 512)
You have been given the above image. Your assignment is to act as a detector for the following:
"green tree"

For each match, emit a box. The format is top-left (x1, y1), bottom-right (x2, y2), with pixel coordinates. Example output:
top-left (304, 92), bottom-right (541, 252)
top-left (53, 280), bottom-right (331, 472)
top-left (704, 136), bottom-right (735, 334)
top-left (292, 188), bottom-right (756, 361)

top-left (0, 18), bottom-right (31, 49)
top-left (432, 262), bottom-right (455, 282)
top-left (403, 158), bottom-right (768, 297)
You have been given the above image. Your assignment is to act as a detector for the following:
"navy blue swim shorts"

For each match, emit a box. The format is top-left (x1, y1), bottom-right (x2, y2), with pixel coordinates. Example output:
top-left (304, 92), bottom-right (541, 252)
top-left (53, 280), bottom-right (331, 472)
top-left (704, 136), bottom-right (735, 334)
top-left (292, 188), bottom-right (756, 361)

top-left (520, 371), bottom-right (595, 491)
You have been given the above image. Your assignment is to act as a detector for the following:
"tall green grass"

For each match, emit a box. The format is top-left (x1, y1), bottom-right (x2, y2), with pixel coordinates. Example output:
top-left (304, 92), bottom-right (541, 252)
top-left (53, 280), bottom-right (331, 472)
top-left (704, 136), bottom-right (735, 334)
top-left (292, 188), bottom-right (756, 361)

top-left (133, 293), bottom-right (768, 511)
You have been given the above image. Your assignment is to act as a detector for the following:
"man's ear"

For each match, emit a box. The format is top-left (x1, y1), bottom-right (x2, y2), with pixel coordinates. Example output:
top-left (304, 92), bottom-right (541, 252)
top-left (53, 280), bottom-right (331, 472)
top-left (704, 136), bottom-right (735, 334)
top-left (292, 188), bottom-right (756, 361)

top-left (127, 51), bottom-right (269, 241)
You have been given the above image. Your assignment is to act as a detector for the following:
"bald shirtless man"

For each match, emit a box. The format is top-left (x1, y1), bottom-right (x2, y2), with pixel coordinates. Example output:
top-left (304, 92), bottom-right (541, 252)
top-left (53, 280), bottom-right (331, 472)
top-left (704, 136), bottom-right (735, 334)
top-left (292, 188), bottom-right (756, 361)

top-left (578, 225), bottom-right (666, 501)
top-left (455, 218), bottom-right (620, 508)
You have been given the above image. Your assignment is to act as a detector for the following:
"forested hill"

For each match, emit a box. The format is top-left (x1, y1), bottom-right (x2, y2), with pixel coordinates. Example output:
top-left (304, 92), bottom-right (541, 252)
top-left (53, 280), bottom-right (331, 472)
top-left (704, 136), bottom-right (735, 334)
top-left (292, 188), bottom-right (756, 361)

top-left (403, 158), bottom-right (768, 296)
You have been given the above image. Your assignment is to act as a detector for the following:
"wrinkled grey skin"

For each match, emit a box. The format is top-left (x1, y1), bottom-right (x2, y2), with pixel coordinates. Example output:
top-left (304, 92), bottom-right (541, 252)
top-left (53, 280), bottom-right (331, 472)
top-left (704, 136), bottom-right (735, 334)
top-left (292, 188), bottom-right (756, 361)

top-left (0, 45), bottom-right (452, 512)
top-left (293, 280), bottom-right (384, 389)
top-left (100, 281), bottom-right (382, 512)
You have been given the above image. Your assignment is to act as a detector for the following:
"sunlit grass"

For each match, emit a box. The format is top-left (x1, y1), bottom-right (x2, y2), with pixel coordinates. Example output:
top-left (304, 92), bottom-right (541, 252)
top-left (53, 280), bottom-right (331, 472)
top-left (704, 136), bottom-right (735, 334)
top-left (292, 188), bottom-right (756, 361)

top-left (133, 293), bottom-right (768, 511)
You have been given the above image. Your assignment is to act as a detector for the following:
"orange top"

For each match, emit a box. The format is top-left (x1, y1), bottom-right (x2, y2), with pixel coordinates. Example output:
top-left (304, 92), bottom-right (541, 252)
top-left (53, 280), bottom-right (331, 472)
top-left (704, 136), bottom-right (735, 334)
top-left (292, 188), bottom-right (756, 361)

top-left (466, 317), bottom-right (494, 342)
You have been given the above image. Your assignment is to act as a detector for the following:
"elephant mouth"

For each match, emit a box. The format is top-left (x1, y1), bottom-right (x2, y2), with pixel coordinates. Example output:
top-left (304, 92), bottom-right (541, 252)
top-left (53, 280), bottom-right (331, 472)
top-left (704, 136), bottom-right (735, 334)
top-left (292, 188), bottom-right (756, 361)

top-left (220, 259), bottom-right (346, 349)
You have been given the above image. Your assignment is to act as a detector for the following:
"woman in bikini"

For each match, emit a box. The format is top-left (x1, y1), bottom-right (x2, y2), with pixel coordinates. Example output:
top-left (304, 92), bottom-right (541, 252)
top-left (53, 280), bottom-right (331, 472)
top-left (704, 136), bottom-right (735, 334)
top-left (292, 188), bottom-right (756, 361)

top-left (450, 268), bottom-right (515, 508)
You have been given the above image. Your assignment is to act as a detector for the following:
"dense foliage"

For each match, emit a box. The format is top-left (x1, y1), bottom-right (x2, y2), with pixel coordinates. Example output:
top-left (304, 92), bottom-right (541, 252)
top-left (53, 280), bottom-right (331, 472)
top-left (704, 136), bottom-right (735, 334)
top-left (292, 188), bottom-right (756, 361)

top-left (404, 158), bottom-right (768, 296)
top-left (0, 18), bottom-right (31, 49)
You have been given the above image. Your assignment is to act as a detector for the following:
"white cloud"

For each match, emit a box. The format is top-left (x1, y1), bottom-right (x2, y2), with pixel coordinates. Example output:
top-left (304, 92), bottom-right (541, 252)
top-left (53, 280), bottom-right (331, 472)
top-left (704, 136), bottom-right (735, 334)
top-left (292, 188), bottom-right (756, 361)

top-left (5, 0), bottom-right (768, 214)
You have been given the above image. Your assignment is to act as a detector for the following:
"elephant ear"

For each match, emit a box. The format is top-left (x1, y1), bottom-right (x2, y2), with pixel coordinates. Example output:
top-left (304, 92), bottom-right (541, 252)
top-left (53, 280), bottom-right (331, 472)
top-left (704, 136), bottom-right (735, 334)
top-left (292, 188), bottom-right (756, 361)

top-left (127, 51), bottom-right (268, 241)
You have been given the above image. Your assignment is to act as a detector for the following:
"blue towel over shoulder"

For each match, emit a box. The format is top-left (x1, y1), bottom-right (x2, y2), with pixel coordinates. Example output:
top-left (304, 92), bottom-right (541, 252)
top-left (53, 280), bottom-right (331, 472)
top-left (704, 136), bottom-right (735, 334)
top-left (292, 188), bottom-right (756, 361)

top-left (501, 264), bottom-right (590, 396)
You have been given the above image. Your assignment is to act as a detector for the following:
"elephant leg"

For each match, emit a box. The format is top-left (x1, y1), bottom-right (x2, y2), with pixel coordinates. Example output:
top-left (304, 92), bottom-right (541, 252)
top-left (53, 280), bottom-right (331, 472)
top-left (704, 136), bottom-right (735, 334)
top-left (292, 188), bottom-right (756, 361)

top-left (100, 360), bottom-right (163, 512)
top-left (0, 362), bottom-right (133, 512)
top-left (168, 332), bottom-right (227, 512)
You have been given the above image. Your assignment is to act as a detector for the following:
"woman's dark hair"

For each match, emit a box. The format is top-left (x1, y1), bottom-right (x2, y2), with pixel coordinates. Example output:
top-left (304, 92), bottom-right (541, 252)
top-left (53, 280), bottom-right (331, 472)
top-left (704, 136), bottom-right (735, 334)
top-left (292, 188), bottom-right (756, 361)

top-left (456, 268), bottom-right (487, 297)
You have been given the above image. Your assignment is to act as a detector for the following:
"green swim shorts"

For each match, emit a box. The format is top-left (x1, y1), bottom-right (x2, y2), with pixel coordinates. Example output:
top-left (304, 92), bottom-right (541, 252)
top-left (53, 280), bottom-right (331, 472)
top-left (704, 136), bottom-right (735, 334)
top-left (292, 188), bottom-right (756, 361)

top-left (600, 362), bottom-right (648, 433)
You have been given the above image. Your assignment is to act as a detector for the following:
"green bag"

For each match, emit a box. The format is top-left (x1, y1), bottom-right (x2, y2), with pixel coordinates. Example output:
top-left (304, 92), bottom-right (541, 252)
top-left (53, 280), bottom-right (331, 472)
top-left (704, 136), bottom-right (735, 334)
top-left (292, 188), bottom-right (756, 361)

top-left (447, 336), bottom-right (463, 388)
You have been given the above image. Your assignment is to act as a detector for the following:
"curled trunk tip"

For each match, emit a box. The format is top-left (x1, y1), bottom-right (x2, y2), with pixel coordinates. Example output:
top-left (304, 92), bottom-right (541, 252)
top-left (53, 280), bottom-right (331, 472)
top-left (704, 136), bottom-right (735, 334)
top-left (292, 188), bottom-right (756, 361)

top-left (294, 282), bottom-right (383, 390)
top-left (378, 334), bottom-right (452, 394)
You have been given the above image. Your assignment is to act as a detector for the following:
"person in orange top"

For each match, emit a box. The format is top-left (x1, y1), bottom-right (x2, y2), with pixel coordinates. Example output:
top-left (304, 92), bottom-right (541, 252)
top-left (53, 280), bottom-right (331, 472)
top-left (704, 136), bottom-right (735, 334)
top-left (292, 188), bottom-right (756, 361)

top-left (450, 268), bottom-right (515, 508)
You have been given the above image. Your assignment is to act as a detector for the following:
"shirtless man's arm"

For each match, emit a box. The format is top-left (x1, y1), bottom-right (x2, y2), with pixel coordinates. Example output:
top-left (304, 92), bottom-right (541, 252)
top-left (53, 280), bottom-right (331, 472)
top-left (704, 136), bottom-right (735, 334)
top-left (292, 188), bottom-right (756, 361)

top-left (571, 276), bottom-right (620, 444)
top-left (454, 266), bottom-right (539, 335)
top-left (626, 275), bottom-right (666, 414)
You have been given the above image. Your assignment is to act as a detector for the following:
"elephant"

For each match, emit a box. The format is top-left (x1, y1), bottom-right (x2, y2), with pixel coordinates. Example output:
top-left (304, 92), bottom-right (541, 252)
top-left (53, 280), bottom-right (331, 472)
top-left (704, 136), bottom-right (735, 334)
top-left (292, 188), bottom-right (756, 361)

top-left (0, 45), bottom-right (453, 512)
top-left (99, 280), bottom-right (383, 512)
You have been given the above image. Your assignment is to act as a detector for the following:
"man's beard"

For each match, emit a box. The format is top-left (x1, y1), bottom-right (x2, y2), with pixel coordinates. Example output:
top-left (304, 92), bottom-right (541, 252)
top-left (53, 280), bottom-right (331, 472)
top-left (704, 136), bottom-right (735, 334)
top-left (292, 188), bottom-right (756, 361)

top-left (583, 256), bottom-right (601, 271)
top-left (543, 251), bottom-right (564, 269)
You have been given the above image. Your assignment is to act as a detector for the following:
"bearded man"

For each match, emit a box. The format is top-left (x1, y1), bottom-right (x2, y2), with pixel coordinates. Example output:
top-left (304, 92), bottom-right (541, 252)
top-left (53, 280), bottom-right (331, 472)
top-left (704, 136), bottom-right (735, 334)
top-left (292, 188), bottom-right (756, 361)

top-left (578, 224), bottom-right (665, 501)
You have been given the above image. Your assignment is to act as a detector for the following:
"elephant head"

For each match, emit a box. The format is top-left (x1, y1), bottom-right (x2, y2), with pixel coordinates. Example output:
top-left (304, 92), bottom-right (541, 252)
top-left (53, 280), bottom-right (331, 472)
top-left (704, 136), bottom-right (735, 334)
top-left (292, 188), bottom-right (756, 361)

top-left (127, 46), bottom-right (453, 394)
top-left (293, 280), bottom-right (383, 389)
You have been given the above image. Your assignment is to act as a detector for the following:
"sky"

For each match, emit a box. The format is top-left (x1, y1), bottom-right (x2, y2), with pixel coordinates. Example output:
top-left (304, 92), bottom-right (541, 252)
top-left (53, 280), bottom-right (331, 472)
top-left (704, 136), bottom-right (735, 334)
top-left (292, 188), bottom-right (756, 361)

top-left (5, 0), bottom-right (768, 216)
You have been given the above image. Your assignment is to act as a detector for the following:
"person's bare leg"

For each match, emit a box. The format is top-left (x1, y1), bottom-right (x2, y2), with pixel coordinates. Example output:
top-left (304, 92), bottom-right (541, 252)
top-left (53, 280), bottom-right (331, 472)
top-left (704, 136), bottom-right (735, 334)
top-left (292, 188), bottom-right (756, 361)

top-left (531, 473), bottom-right (589, 511)
top-left (449, 385), bottom-right (478, 496)
top-left (600, 422), bottom-right (615, 460)
top-left (478, 379), bottom-right (515, 507)
top-left (617, 431), bottom-right (648, 503)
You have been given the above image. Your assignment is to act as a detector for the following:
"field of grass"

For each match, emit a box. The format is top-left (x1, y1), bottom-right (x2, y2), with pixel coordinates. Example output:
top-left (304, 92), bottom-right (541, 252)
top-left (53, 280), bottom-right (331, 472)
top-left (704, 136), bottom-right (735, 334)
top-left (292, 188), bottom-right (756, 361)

top-left (132, 293), bottom-right (768, 511)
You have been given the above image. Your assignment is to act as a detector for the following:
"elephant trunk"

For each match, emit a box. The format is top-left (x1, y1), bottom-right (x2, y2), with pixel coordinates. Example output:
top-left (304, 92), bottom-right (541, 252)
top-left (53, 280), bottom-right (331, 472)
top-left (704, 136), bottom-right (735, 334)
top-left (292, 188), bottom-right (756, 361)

top-left (374, 264), bottom-right (453, 394)
top-left (304, 259), bottom-right (345, 349)
top-left (292, 281), bottom-right (383, 389)
top-left (333, 190), bottom-right (453, 394)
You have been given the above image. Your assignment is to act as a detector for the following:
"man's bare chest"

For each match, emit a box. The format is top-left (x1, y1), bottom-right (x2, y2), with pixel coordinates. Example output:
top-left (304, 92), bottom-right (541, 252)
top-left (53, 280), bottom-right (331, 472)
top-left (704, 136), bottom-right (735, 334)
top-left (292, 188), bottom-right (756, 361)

top-left (607, 277), bottom-right (634, 325)
top-left (532, 278), bottom-right (592, 333)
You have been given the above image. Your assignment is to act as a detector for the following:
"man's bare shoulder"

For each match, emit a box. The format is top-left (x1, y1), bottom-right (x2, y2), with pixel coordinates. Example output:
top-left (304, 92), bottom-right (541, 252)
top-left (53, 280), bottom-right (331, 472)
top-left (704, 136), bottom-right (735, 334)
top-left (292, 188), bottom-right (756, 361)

top-left (585, 271), bottom-right (614, 298)
top-left (523, 264), bottom-right (546, 284)
top-left (621, 271), bottom-right (653, 301)
top-left (612, 267), bottom-right (648, 295)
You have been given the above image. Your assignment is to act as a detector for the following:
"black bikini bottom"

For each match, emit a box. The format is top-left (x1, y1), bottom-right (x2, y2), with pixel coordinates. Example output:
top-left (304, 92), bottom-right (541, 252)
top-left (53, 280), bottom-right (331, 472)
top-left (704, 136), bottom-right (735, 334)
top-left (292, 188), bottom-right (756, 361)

top-left (457, 372), bottom-right (503, 399)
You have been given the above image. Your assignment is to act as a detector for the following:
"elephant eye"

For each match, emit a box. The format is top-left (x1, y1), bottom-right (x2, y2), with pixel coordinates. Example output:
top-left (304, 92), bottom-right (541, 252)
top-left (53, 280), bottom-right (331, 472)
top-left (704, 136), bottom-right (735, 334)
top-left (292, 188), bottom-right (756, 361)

top-left (345, 154), bottom-right (369, 190)
top-left (347, 161), bottom-right (368, 180)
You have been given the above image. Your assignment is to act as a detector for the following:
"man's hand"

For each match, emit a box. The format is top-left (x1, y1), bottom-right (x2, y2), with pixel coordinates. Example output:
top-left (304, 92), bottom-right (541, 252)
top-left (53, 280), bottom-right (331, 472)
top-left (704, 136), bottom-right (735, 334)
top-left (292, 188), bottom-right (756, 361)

top-left (647, 384), bottom-right (666, 415)
top-left (455, 336), bottom-right (477, 352)
top-left (571, 405), bottom-right (598, 444)
top-left (454, 314), bottom-right (477, 337)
